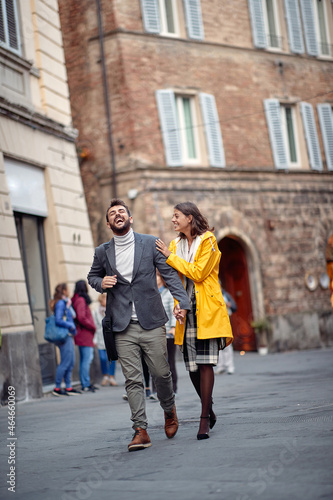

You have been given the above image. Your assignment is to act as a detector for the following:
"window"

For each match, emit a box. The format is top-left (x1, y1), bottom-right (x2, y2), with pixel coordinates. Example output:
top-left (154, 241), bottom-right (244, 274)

top-left (264, 99), bottom-right (323, 170)
top-left (264, 0), bottom-right (281, 48)
top-left (317, 103), bottom-right (333, 170)
top-left (156, 89), bottom-right (225, 167)
top-left (281, 105), bottom-right (300, 166)
top-left (0, 0), bottom-right (21, 55)
top-left (140, 0), bottom-right (204, 40)
top-left (159, 0), bottom-right (179, 36)
top-left (270, 0), bottom-right (332, 57)
top-left (298, 0), bottom-right (332, 57)
top-left (314, 0), bottom-right (331, 56)
top-left (176, 96), bottom-right (200, 164)
top-left (248, 0), bottom-right (282, 49)
top-left (300, 102), bottom-right (323, 170)
top-left (284, 0), bottom-right (305, 53)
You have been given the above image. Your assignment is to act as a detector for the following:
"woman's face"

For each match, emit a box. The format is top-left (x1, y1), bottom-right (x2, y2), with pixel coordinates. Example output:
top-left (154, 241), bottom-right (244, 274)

top-left (171, 209), bottom-right (192, 234)
top-left (63, 287), bottom-right (69, 298)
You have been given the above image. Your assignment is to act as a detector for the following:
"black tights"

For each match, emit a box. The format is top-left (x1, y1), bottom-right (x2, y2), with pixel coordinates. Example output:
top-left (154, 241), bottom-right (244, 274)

top-left (189, 364), bottom-right (215, 419)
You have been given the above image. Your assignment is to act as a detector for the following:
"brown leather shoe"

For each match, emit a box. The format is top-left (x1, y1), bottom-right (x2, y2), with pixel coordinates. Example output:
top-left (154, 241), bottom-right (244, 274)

top-left (164, 404), bottom-right (178, 439)
top-left (128, 428), bottom-right (152, 452)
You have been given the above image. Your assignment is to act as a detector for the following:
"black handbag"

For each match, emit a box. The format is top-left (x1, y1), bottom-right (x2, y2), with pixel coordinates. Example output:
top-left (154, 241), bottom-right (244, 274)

top-left (102, 294), bottom-right (118, 361)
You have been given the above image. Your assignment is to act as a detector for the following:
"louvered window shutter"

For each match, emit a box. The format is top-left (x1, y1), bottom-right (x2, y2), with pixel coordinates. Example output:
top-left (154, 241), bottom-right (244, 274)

top-left (248, 0), bottom-right (267, 49)
top-left (199, 93), bottom-right (225, 168)
top-left (156, 90), bottom-right (182, 167)
top-left (264, 99), bottom-right (288, 169)
top-left (300, 102), bottom-right (323, 170)
top-left (0, 0), bottom-right (20, 53)
top-left (140, 0), bottom-right (161, 34)
top-left (317, 104), bottom-right (333, 171)
top-left (284, 0), bottom-right (305, 54)
top-left (183, 0), bottom-right (204, 40)
top-left (299, 0), bottom-right (319, 56)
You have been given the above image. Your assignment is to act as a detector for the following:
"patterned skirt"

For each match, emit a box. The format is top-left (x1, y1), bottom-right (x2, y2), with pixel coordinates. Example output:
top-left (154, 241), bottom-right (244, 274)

top-left (183, 290), bottom-right (222, 372)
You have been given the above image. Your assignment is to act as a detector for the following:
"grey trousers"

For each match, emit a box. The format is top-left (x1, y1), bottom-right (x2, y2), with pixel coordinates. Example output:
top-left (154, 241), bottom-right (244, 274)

top-left (115, 323), bottom-right (175, 430)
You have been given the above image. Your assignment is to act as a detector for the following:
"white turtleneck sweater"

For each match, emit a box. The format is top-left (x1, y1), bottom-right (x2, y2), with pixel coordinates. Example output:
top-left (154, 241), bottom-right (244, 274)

top-left (113, 228), bottom-right (137, 320)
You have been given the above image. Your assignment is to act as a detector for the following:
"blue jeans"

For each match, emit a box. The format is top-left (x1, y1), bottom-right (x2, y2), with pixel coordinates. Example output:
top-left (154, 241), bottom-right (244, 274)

top-left (98, 349), bottom-right (116, 376)
top-left (78, 346), bottom-right (94, 388)
top-left (55, 335), bottom-right (75, 389)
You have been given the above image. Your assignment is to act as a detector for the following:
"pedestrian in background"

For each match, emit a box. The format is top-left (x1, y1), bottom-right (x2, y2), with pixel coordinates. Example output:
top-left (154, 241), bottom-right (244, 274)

top-left (50, 283), bottom-right (81, 396)
top-left (156, 269), bottom-right (178, 395)
top-left (92, 294), bottom-right (118, 386)
top-left (216, 288), bottom-right (237, 375)
top-left (156, 202), bottom-right (233, 440)
top-left (72, 280), bottom-right (97, 393)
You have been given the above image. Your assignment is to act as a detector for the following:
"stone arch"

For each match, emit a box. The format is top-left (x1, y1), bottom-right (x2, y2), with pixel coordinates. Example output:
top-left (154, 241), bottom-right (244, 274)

top-left (216, 222), bottom-right (264, 322)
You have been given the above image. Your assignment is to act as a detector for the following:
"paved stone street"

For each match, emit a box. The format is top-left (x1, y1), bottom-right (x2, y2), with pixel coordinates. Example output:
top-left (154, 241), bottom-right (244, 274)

top-left (1, 348), bottom-right (333, 500)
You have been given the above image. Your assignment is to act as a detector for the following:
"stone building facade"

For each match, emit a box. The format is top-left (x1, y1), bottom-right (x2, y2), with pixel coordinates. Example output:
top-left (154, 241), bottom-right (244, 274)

top-left (0, 0), bottom-right (95, 401)
top-left (59, 0), bottom-right (333, 353)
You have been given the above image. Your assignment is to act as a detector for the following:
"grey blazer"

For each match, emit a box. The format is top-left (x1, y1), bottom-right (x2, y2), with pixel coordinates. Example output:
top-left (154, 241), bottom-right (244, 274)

top-left (87, 232), bottom-right (190, 332)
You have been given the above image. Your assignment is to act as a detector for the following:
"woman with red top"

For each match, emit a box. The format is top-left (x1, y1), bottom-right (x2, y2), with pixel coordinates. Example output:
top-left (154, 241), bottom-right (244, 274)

top-left (72, 280), bottom-right (97, 392)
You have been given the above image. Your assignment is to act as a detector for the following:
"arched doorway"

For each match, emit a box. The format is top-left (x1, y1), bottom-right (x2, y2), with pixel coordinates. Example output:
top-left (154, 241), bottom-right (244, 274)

top-left (219, 236), bottom-right (256, 351)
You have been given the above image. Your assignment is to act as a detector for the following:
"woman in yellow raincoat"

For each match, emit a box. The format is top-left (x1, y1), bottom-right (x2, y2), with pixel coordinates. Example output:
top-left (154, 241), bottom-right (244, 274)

top-left (156, 202), bottom-right (233, 440)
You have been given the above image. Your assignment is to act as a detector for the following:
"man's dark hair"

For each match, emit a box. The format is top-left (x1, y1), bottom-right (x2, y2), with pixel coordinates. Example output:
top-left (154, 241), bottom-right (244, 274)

top-left (105, 199), bottom-right (131, 222)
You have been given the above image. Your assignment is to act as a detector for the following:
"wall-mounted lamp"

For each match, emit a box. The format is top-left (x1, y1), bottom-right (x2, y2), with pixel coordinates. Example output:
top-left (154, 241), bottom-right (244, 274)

top-left (128, 189), bottom-right (138, 200)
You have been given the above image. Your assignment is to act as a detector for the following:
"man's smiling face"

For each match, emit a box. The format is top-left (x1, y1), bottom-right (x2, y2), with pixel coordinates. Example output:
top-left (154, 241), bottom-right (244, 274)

top-left (107, 205), bottom-right (133, 235)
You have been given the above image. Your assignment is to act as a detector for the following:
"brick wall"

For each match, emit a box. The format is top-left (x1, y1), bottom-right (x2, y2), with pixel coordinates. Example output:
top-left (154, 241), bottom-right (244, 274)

top-left (59, 0), bottom-right (333, 350)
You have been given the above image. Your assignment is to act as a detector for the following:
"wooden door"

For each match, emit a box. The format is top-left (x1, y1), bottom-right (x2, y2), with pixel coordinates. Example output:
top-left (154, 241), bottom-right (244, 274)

top-left (219, 237), bottom-right (256, 351)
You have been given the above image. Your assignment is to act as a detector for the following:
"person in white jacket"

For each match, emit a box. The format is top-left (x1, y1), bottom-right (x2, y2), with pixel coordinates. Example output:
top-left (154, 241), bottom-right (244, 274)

top-left (215, 289), bottom-right (237, 375)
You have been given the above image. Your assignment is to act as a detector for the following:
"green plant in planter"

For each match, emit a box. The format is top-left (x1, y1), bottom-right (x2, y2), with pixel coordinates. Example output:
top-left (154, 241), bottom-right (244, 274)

top-left (250, 318), bottom-right (272, 347)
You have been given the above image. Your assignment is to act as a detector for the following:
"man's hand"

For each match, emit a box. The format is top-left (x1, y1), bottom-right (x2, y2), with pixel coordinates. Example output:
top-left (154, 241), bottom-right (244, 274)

top-left (102, 275), bottom-right (117, 289)
top-left (173, 304), bottom-right (187, 325)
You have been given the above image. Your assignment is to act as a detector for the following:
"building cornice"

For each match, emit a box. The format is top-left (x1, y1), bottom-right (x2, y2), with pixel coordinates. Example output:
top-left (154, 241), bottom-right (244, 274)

top-left (0, 97), bottom-right (78, 142)
top-left (88, 28), bottom-right (333, 65)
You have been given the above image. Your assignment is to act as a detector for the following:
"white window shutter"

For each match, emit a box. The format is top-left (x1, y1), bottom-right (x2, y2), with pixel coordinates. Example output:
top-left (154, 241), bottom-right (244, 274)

top-left (248, 0), bottom-right (267, 49)
top-left (156, 90), bottom-right (182, 167)
top-left (183, 0), bottom-right (204, 40)
top-left (284, 0), bottom-right (305, 54)
top-left (0, 0), bottom-right (20, 53)
top-left (317, 104), bottom-right (333, 171)
top-left (299, 0), bottom-right (319, 56)
top-left (140, 0), bottom-right (161, 34)
top-left (300, 102), bottom-right (323, 171)
top-left (199, 93), bottom-right (225, 168)
top-left (264, 99), bottom-right (288, 169)
top-left (0, 0), bottom-right (6, 44)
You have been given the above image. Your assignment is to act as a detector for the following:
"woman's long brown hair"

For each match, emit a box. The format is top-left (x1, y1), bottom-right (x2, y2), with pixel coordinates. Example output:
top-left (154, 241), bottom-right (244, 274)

top-left (49, 283), bottom-right (67, 312)
top-left (174, 202), bottom-right (214, 239)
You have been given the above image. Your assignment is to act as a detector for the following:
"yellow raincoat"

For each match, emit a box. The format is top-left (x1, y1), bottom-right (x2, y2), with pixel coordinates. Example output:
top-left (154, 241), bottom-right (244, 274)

top-left (167, 231), bottom-right (233, 347)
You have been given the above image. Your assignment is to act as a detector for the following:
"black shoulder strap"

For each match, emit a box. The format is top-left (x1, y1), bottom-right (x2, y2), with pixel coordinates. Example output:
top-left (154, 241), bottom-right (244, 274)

top-left (105, 290), bottom-right (112, 322)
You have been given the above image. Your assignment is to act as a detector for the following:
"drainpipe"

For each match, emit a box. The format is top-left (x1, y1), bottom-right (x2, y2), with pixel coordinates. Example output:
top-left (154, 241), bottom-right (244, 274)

top-left (96, 0), bottom-right (117, 198)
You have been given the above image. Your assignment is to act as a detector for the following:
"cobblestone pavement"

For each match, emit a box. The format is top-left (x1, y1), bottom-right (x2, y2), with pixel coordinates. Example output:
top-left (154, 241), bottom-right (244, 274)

top-left (1, 348), bottom-right (333, 500)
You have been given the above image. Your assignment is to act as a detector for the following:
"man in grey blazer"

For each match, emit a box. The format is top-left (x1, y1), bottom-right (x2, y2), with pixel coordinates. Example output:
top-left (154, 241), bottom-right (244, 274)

top-left (87, 199), bottom-right (190, 451)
